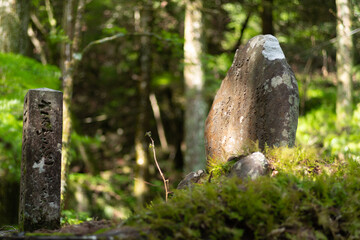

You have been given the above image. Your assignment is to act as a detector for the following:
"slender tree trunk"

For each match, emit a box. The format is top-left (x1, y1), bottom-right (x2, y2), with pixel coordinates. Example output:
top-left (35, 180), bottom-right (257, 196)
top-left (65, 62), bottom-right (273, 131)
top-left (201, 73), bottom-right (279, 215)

top-left (134, 1), bottom-right (152, 205)
top-left (149, 93), bottom-right (168, 151)
top-left (184, 0), bottom-right (207, 173)
top-left (231, 10), bottom-right (252, 52)
top-left (0, 0), bottom-right (29, 54)
top-left (335, 0), bottom-right (353, 130)
top-left (261, 0), bottom-right (274, 35)
top-left (61, 0), bottom-right (86, 201)
top-left (27, 25), bottom-right (47, 64)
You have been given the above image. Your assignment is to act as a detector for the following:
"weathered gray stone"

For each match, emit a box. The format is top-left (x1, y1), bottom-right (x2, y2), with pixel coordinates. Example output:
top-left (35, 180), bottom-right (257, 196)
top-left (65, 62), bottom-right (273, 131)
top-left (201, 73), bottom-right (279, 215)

top-left (205, 35), bottom-right (299, 162)
top-left (19, 88), bottom-right (63, 232)
top-left (228, 152), bottom-right (269, 180)
top-left (177, 170), bottom-right (206, 189)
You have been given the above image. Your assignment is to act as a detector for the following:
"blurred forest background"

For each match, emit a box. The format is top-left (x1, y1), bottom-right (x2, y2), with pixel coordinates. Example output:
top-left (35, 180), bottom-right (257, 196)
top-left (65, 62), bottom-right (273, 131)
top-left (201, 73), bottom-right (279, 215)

top-left (0, 0), bottom-right (360, 226)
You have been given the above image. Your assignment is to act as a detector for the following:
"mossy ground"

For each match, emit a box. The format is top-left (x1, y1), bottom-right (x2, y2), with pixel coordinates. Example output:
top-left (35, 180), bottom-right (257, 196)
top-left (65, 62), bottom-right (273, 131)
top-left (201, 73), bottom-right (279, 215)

top-left (3, 146), bottom-right (358, 240)
top-left (125, 146), bottom-right (360, 240)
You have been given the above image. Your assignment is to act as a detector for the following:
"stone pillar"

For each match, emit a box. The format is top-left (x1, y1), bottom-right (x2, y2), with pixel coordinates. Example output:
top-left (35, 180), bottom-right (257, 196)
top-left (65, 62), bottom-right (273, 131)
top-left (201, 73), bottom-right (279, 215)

top-left (19, 88), bottom-right (63, 232)
top-left (205, 35), bottom-right (299, 162)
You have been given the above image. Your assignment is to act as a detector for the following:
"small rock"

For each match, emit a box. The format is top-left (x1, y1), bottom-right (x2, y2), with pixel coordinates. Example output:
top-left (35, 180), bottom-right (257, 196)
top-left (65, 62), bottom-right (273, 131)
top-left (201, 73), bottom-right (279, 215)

top-left (228, 152), bottom-right (269, 180)
top-left (177, 170), bottom-right (206, 189)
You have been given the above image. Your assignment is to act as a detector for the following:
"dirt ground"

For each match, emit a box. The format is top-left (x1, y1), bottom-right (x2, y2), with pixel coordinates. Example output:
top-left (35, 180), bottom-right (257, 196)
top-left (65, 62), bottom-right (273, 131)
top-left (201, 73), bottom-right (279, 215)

top-left (33, 220), bottom-right (113, 235)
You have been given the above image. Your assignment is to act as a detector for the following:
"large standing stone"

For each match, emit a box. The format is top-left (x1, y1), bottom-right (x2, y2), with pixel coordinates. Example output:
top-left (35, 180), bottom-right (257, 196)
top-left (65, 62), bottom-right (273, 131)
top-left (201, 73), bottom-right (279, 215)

top-left (205, 35), bottom-right (299, 162)
top-left (19, 88), bottom-right (63, 232)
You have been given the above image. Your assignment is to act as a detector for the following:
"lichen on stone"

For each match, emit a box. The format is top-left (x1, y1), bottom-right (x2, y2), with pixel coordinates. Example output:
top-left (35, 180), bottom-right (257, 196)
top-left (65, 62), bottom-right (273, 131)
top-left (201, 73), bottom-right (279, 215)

top-left (262, 35), bottom-right (285, 61)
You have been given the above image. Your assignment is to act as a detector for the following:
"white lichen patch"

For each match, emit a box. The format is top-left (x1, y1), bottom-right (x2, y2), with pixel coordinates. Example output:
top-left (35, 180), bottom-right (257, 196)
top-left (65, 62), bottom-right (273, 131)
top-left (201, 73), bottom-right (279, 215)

top-left (282, 73), bottom-right (294, 89)
top-left (270, 73), bottom-right (294, 90)
top-left (240, 116), bottom-right (244, 123)
top-left (263, 81), bottom-right (271, 92)
top-left (289, 95), bottom-right (293, 104)
top-left (264, 84), bottom-right (269, 91)
top-left (49, 202), bottom-right (59, 209)
top-left (262, 35), bottom-right (285, 61)
top-left (289, 94), bottom-right (299, 105)
top-left (284, 105), bottom-right (299, 147)
top-left (57, 143), bottom-right (62, 153)
top-left (282, 129), bottom-right (289, 138)
top-left (271, 76), bottom-right (283, 88)
top-left (33, 157), bottom-right (45, 174)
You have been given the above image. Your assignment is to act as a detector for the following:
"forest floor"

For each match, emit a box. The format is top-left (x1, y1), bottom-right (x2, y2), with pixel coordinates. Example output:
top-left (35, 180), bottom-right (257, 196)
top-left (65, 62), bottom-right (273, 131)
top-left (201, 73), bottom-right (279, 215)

top-left (34, 220), bottom-right (112, 235)
top-left (0, 220), bottom-right (143, 239)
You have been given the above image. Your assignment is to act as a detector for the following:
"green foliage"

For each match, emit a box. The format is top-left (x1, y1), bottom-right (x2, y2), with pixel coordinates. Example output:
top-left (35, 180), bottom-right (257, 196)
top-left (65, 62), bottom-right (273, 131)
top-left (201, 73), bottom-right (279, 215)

top-left (206, 140), bottom-right (261, 180)
top-left (66, 172), bottom-right (136, 221)
top-left (152, 72), bottom-right (180, 88)
top-left (265, 146), bottom-right (337, 180)
top-left (297, 74), bottom-right (360, 159)
top-left (203, 53), bottom-right (232, 100)
top-left (126, 148), bottom-right (360, 239)
top-left (0, 53), bottom-right (60, 181)
top-left (221, 2), bottom-right (261, 50)
top-left (61, 210), bottom-right (93, 226)
top-left (207, 157), bottom-right (234, 179)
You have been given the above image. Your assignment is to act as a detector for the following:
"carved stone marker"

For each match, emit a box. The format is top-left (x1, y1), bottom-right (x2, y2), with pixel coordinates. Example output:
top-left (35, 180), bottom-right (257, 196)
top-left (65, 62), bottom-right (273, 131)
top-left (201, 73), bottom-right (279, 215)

top-left (205, 35), bottom-right (299, 162)
top-left (19, 88), bottom-right (63, 232)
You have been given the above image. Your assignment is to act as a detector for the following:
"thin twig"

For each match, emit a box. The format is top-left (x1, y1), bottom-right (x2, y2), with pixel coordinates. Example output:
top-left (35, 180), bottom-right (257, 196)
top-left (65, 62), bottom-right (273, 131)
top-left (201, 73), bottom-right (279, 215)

top-left (146, 131), bottom-right (170, 202)
top-left (81, 31), bottom-right (179, 55)
top-left (134, 178), bottom-right (161, 187)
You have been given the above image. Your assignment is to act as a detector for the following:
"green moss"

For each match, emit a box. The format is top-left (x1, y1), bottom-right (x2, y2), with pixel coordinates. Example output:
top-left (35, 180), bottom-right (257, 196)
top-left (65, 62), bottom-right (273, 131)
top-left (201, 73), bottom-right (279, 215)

top-left (61, 210), bottom-right (93, 226)
top-left (25, 232), bottom-right (72, 237)
top-left (207, 157), bottom-right (235, 180)
top-left (206, 140), bottom-right (261, 181)
top-left (92, 227), bottom-right (112, 235)
top-left (125, 147), bottom-right (360, 239)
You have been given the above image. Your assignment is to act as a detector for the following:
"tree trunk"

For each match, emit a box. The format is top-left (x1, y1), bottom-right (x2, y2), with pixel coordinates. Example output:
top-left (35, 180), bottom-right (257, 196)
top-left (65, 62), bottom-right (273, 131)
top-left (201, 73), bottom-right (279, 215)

top-left (261, 0), bottom-right (274, 35)
top-left (0, 0), bottom-right (29, 54)
top-left (134, 1), bottom-right (152, 205)
top-left (60, 0), bottom-right (86, 201)
top-left (231, 10), bottom-right (252, 52)
top-left (149, 93), bottom-right (168, 151)
top-left (184, 0), bottom-right (207, 173)
top-left (335, 0), bottom-right (353, 130)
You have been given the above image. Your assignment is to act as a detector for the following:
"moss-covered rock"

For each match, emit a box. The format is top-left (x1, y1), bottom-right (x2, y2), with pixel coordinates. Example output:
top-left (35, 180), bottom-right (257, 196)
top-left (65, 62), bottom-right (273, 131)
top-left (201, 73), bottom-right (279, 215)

top-left (125, 147), bottom-right (360, 239)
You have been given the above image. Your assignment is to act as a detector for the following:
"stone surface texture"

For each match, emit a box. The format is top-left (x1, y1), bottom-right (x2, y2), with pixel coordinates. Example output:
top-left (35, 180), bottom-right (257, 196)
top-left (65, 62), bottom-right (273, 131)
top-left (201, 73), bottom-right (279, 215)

top-left (19, 88), bottom-right (63, 232)
top-left (228, 152), bottom-right (269, 180)
top-left (177, 170), bottom-right (206, 189)
top-left (205, 35), bottom-right (299, 162)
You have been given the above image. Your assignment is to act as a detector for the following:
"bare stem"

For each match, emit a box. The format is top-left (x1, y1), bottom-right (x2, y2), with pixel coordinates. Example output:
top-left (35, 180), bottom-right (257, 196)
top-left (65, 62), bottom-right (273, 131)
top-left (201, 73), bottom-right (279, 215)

top-left (146, 131), bottom-right (170, 202)
top-left (82, 31), bottom-right (178, 55)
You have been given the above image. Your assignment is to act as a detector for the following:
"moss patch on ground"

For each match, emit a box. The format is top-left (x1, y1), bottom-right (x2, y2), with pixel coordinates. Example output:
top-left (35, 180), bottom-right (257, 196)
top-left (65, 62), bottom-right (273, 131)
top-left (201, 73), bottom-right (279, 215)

top-left (3, 147), bottom-right (359, 240)
top-left (125, 147), bottom-right (360, 239)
